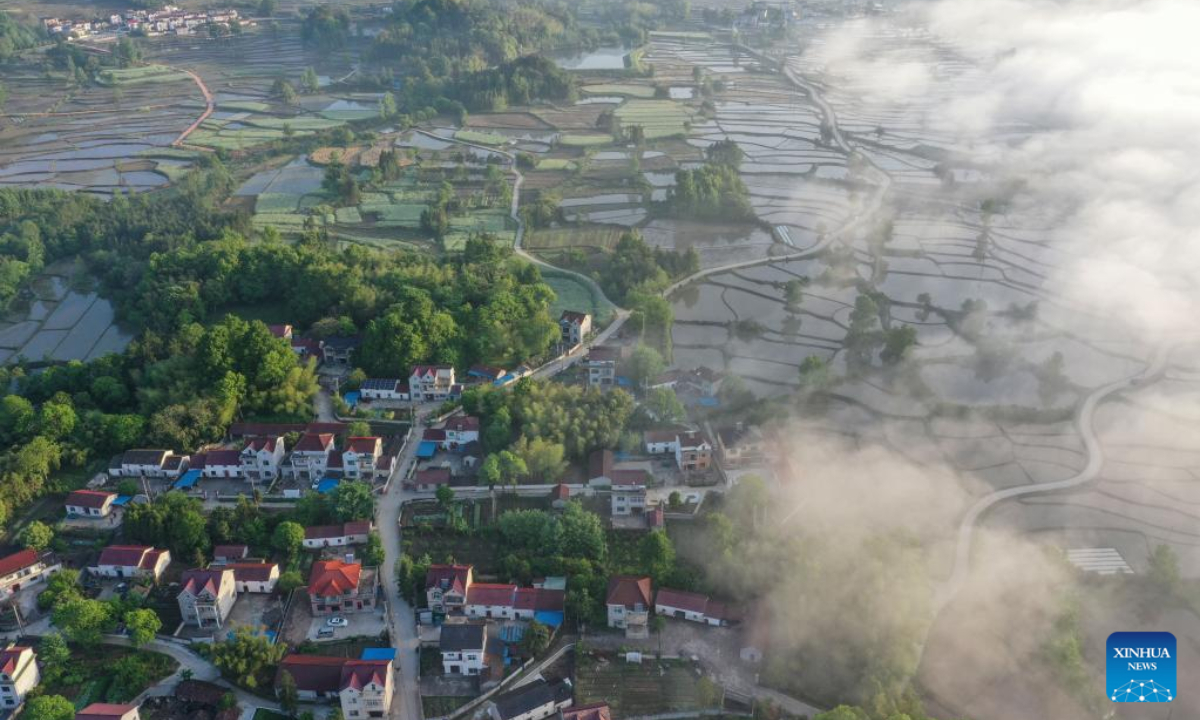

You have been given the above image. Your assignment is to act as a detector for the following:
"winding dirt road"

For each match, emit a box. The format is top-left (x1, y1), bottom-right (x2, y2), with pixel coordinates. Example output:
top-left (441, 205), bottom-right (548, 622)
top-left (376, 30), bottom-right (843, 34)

top-left (172, 67), bottom-right (215, 147)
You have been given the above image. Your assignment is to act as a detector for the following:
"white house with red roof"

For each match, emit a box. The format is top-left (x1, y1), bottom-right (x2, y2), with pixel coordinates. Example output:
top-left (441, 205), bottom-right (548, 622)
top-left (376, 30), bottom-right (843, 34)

top-left (0, 549), bottom-right (60, 600)
top-left (308, 559), bottom-right (377, 615)
top-left (227, 562), bottom-right (280, 593)
top-left (339, 658), bottom-right (394, 718)
top-left (192, 449), bottom-right (242, 479)
top-left (409, 366), bottom-right (458, 403)
top-left (241, 436), bottom-right (285, 481)
top-left (411, 467), bottom-right (451, 492)
top-left (0, 645), bottom-right (38, 711)
top-left (611, 470), bottom-right (648, 516)
top-left (559, 310), bottom-right (592, 347)
top-left (89, 546), bottom-right (170, 582)
top-left (282, 433), bottom-right (336, 482)
top-left (268, 324), bottom-right (294, 340)
top-left (359, 378), bottom-right (409, 402)
top-left (426, 564), bottom-right (473, 613)
top-left (342, 437), bottom-right (383, 480)
top-left (442, 416), bottom-right (480, 449)
top-left (76, 702), bottom-right (141, 720)
top-left (302, 520), bottom-right (373, 549)
top-left (65, 489), bottom-right (117, 518)
top-left (177, 568), bottom-right (237, 627)
top-left (606, 575), bottom-right (652, 638)
top-left (464, 584), bottom-right (566, 623)
top-left (212, 545), bottom-right (249, 564)
top-left (654, 588), bottom-right (735, 627)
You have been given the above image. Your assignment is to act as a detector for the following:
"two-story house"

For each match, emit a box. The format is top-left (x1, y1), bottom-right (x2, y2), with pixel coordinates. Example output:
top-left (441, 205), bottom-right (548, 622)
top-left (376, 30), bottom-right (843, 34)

top-left (192, 449), bottom-right (242, 479)
top-left (606, 575), bottom-right (652, 639)
top-left (65, 489), bottom-right (117, 519)
top-left (339, 659), bottom-right (393, 719)
top-left (675, 431), bottom-right (713, 472)
top-left (308, 559), bottom-right (377, 615)
top-left (409, 366), bottom-right (457, 403)
top-left (342, 437), bottom-right (383, 481)
top-left (302, 521), bottom-right (373, 550)
top-left (582, 347), bottom-right (620, 388)
top-left (464, 585), bottom-right (565, 626)
top-left (281, 433), bottom-right (335, 482)
top-left (425, 564), bottom-right (473, 614)
top-left (611, 470), bottom-right (648, 516)
top-left (714, 424), bottom-right (766, 469)
top-left (643, 430), bottom-right (679, 455)
top-left (89, 546), bottom-right (171, 582)
top-left (488, 679), bottom-right (573, 720)
top-left (359, 379), bottom-right (409, 402)
top-left (0, 646), bottom-right (38, 712)
top-left (322, 336), bottom-right (361, 365)
top-left (0, 549), bottom-right (60, 601)
top-left (442, 416), bottom-right (480, 450)
top-left (559, 311), bottom-right (592, 348)
top-left (241, 436), bottom-right (286, 482)
top-left (177, 568), bottom-right (237, 628)
top-left (228, 562), bottom-right (280, 593)
top-left (440, 623), bottom-right (487, 675)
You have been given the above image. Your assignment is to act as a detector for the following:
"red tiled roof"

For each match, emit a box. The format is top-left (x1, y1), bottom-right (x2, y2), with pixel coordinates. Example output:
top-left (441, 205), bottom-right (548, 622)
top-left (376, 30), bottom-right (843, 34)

top-left (0, 647), bottom-right (30, 676)
top-left (426, 564), bottom-right (471, 595)
top-left (560, 311), bottom-right (590, 324)
top-left (76, 703), bottom-right (139, 720)
top-left (551, 483), bottom-right (570, 500)
top-left (611, 470), bottom-right (648, 487)
top-left (563, 703), bottom-right (611, 720)
top-left (444, 416), bottom-right (479, 432)
top-left (278, 655), bottom-right (345, 693)
top-left (66, 489), bottom-right (115, 509)
top-left (97, 545), bottom-right (154, 568)
top-left (513, 588), bottom-right (565, 612)
top-left (648, 505), bottom-right (665, 528)
top-left (655, 588), bottom-right (709, 615)
top-left (305, 524), bottom-right (345, 540)
top-left (229, 562), bottom-right (278, 583)
top-left (422, 428), bottom-right (447, 443)
top-left (294, 433), bottom-right (335, 453)
top-left (343, 520), bottom-right (372, 536)
top-left (340, 659), bottom-right (389, 691)
top-left (411, 365), bottom-right (453, 378)
top-left (213, 545), bottom-right (248, 560)
top-left (309, 559), bottom-right (362, 597)
top-left (326, 453), bottom-right (344, 469)
top-left (466, 583), bottom-right (516, 607)
top-left (204, 449), bottom-right (241, 467)
top-left (243, 437), bottom-right (280, 452)
top-left (414, 468), bottom-right (450, 485)
top-left (229, 421), bottom-right (345, 438)
top-left (141, 549), bottom-right (169, 570)
top-left (678, 430), bottom-right (712, 449)
top-left (181, 568), bottom-right (230, 597)
top-left (588, 449), bottom-right (613, 479)
top-left (644, 430), bottom-right (678, 444)
top-left (606, 576), bottom-right (652, 609)
top-left (344, 437), bottom-right (381, 454)
top-left (268, 324), bottom-right (293, 338)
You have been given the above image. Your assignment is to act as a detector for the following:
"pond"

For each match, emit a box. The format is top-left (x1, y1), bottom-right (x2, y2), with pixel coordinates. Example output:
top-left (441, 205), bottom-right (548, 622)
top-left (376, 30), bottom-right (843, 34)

top-left (553, 46), bottom-right (629, 71)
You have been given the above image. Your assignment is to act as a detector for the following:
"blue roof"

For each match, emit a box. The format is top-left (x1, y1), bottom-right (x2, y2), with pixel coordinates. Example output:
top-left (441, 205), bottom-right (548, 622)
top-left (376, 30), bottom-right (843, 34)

top-left (416, 441), bottom-right (438, 459)
top-left (361, 648), bottom-right (397, 661)
top-left (616, 376), bottom-right (633, 387)
top-left (174, 469), bottom-right (201, 489)
top-left (694, 397), bottom-right (720, 407)
top-left (534, 610), bottom-right (564, 628)
top-left (343, 391), bottom-right (361, 407)
top-left (111, 495), bottom-right (133, 507)
top-left (316, 478), bottom-right (340, 494)
top-left (493, 373), bottom-right (517, 386)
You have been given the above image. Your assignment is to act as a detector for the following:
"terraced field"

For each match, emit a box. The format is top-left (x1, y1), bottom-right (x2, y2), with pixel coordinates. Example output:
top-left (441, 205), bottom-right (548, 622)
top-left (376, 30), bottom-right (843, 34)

top-left (575, 657), bottom-right (705, 718)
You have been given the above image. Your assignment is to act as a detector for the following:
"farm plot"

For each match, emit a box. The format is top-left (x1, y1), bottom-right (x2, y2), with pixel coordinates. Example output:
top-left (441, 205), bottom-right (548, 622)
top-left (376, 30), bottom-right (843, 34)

top-left (97, 65), bottom-right (191, 85)
top-left (542, 269), bottom-right (617, 324)
top-left (614, 100), bottom-right (694, 139)
top-left (581, 83), bottom-right (657, 99)
top-left (575, 657), bottom-right (706, 718)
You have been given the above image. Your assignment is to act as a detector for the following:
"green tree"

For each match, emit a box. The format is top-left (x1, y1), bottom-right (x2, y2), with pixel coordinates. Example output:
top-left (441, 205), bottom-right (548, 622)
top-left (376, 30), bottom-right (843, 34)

top-left (345, 420), bottom-right (371, 437)
top-left (124, 608), bottom-right (162, 647)
top-left (278, 570), bottom-right (305, 594)
top-left (479, 454), bottom-right (502, 486)
top-left (52, 597), bottom-right (114, 646)
top-left (520, 620), bottom-right (551, 656)
top-left (798, 355), bottom-right (831, 392)
top-left (362, 532), bottom-right (386, 566)
top-left (272, 521), bottom-right (306, 559)
top-left (643, 386), bottom-right (684, 422)
top-left (380, 91), bottom-right (398, 120)
top-left (271, 78), bottom-right (297, 105)
top-left (22, 694), bottom-right (75, 720)
top-left (206, 627), bottom-right (288, 689)
top-left (301, 67), bottom-right (320, 94)
top-left (513, 436), bottom-right (566, 482)
top-left (880, 326), bottom-right (917, 366)
top-left (627, 345), bottom-right (665, 388)
top-left (639, 529), bottom-right (675, 582)
top-left (435, 484), bottom-right (455, 509)
top-left (36, 634), bottom-right (70, 684)
top-left (332, 481), bottom-right (375, 521)
top-left (559, 502), bottom-right (606, 562)
top-left (813, 708), bottom-right (870, 720)
top-left (279, 670), bottom-right (300, 715)
top-left (108, 654), bottom-right (152, 702)
top-left (38, 568), bottom-right (81, 610)
top-left (19, 520), bottom-right (53, 551)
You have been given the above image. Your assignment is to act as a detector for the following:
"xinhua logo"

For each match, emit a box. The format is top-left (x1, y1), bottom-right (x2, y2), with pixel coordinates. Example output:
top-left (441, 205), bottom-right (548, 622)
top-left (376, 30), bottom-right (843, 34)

top-left (1107, 632), bottom-right (1176, 703)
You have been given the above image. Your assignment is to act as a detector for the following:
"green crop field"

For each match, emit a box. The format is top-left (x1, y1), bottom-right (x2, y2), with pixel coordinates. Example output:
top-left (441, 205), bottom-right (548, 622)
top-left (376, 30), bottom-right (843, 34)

top-left (582, 84), bottom-right (656, 98)
top-left (243, 116), bottom-right (344, 131)
top-left (255, 193), bottom-right (302, 214)
top-left (334, 206), bottom-right (363, 224)
top-left (559, 134), bottom-right (613, 148)
top-left (542, 267), bottom-right (616, 322)
top-left (98, 65), bottom-right (191, 85)
top-left (455, 129), bottom-right (509, 146)
top-left (220, 100), bottom-right (272, 112)
top-left (615, 100), bottom-right (693, 139)
top-left (575, 658), bottom-right (704, 718)
top-left (535, 159), bottom-right (577, 171)
top-left (525, 225), bottom-right (624, 251)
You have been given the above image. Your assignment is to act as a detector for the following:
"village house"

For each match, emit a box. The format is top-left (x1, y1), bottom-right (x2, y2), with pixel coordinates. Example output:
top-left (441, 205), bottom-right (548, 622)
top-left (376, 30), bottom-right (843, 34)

top-left (675, 431), bottom-right (713, 472)
top-left (309, 559), bottom-right (378, 615)
top-left (611, 470), bottom-right (648, 516)
top-left (76, 702), bottom-right (142, 720)
top-left (268, 324), bottom-right (293, 340)
top-left (278, 655), bottom-right (345, 702)
top-left (464, 584), bottom-right (565, 625)
top-left (322, 336), bottom-right (361, 365)
top-left (212, 545), bottom-right (249, 564)
top-left (65, 489), bottom-right (117, 519)
top-left (303, 521), bottom-right (373, 549)
top-left (488, 678), bottom-right (573, 720)
top-left (0, 646), bottom-right (38, 711)
top-left (559, 311), bottom-right (592, 348)
top-left (654, 588), bottom-right (735, 627)
top-left (409, 366), bottom-right (458, 403)
top-left (0, 550), bottom-right (60, 600)
top-left (550, 483), bottom-right (571, 509)
top-left (342, 437), bottom-right (384, 481)
top-left (228, 562), bottom-right (280, 593)
top-left (192, 449), bottom-right (242, 479)
top-left (108, 449), bottom-right (188, 479)
top-left (440, 623), bottom-right (487, 675)
top-left (643, 430), bottom-right (678, 456)
top-left (359, 379), bottom-right (409, 402)
top-left (425, 564), bottom-right (473, 614)
top-left (281, 433), bottom-right (336, 482)
top-left (606, 575), bottom-right (652, 638)
top-left (442, 416), bottom-right (480, 449)
top-left (339, 658), bottom-right (393, 719)
top-left (582, 346), bottom-right (620, 388)
top-left (714, 424), bottom-right (767, 469)
top-left (587, 449), bottom-right (614, 486)
top-left (411, 468), bottom-right (451, 492)
top-left (241, 436), bottom-right (285, 482)
top-left (89, 546), bottom-right (170, 582)
top-left (562, 703), bottom-right (611, 720)
top-left (177, 568), bottom-right (237, 628)
top-left (467, 365), bottom-right (506, 384)
top-left (649, 367), bottom-right (724, 397)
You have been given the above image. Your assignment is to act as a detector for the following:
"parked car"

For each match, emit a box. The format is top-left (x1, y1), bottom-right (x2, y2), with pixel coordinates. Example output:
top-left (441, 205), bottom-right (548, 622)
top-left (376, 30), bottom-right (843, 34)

top-left (317, 628), bottom-right (335, 639)
top-left (326, 616), bottom-right (348, 627)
